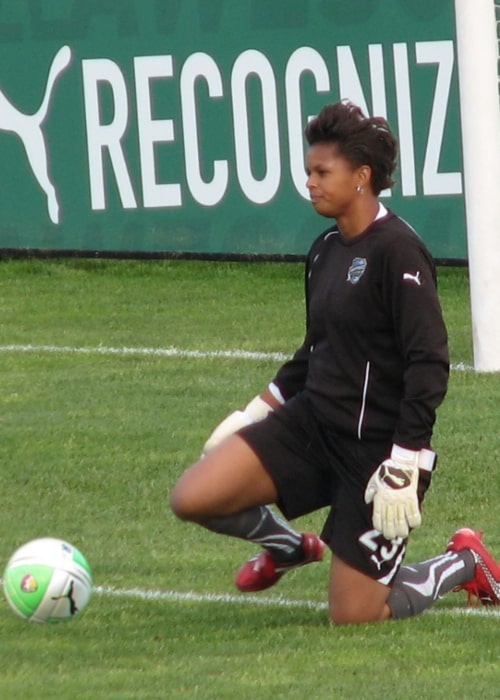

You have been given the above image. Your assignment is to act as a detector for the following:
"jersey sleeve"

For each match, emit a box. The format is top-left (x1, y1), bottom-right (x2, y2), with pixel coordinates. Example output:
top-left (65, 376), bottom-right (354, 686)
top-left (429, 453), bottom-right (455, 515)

top-left (269, 238), bottom-right (321, 401)
top-left (383, 235), bottom-right (450, 449)
top-left (270, 341), bottom-right (310, 401)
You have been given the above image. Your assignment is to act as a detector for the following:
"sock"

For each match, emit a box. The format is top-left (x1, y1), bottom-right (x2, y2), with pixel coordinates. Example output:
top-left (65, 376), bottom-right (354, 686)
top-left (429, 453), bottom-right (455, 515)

top-left (205, 506), bottom-right (303, 562)
top-left (388, 550), bottom-right (475, 619)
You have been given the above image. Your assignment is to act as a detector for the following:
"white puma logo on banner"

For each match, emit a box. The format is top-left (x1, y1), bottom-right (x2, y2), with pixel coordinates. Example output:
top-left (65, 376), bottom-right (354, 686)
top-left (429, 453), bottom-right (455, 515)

top-left (0, 45), bottom-right (72, 224)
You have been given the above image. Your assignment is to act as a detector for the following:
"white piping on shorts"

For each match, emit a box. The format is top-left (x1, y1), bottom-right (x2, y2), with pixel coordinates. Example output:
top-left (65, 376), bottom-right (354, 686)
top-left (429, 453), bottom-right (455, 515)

top-left (357, 361), bottom-right (371, 440)
top-left (268, 381), bottom-right (286, 406)
top-left (377, 542), bottom-right (407, 586)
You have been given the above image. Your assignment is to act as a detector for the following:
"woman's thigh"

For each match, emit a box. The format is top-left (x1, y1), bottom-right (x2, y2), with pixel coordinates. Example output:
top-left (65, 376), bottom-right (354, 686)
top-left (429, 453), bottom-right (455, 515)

top-left (170, 434), bottom-right (279, 521)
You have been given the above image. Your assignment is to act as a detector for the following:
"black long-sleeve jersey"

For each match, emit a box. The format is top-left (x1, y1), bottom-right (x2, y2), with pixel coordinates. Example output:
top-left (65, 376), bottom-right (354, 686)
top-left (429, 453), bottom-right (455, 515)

top-left (271, 209), bottom-right (450, 449)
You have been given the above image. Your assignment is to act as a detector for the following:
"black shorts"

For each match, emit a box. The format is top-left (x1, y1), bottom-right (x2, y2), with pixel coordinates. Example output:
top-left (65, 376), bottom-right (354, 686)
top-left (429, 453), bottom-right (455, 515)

top-left (239, 393), bottom-right (432, 585)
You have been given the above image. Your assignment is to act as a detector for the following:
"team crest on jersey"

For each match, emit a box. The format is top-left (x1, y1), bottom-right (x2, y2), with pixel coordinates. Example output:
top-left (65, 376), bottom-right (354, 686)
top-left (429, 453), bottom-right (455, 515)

top-left (347, 257), bottom-right (367, 284)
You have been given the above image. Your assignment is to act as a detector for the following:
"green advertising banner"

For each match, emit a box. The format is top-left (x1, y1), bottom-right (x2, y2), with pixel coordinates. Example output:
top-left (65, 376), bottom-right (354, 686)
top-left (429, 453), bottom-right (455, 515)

top-left (0, 1), bottom-right (465, 259)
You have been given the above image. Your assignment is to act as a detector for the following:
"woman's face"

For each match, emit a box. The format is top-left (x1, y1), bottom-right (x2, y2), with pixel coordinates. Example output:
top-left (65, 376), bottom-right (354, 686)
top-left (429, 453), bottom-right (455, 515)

top-left (305, 142), bottom-right (365, 219)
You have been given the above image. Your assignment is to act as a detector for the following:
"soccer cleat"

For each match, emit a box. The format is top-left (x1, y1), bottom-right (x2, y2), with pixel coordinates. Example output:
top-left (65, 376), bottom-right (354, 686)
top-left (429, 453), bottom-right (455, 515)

top-left (446, 528), bottom-right (500, 606)
top-left (235, 533), bottom-right (325, 593)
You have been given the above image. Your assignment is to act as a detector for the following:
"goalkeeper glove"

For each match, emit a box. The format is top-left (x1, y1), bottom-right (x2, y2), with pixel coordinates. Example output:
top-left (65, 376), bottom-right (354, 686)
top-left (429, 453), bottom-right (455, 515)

top-left (203, 395), bottom-right (273, 455)
top-left (364, 445), bottom-right (436, 541)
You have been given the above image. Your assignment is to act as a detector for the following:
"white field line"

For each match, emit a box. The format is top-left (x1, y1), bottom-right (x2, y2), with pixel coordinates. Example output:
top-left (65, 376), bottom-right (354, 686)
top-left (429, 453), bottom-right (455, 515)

top-left (0, 344), bottom-right (473, 370)
top-left (0, 578), bottom-right (497, 618)
top-left (93, 584), bottom-right (500, 619)
top-left (0, 344), bottom-right (289, 363)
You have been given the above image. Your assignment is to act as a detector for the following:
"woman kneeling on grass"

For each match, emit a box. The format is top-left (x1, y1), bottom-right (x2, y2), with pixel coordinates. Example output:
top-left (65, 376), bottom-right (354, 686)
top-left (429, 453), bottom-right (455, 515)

top-left (170, 101), bottom-right (499, 624)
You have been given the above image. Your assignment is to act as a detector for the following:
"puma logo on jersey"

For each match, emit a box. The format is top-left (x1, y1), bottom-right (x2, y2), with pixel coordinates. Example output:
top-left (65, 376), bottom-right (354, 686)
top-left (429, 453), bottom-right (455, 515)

top-left (403, 271), bottom-right (422, 286)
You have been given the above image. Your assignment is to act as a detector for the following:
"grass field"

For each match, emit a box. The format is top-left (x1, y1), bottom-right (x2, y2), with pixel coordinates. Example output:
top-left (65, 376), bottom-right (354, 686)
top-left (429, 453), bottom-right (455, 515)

top-left (0, 259), bottom-right (498, 699)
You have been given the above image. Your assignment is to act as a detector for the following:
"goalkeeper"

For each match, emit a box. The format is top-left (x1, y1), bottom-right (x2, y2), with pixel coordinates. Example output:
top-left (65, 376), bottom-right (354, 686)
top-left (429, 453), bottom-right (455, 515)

top-left (171, 101), bottom-right (500, 623)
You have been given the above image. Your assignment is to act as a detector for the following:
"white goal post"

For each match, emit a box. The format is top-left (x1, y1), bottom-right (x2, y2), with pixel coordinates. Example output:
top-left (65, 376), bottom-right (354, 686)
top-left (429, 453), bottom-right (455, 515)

top-left (454, 0), bottom-right (500, 371)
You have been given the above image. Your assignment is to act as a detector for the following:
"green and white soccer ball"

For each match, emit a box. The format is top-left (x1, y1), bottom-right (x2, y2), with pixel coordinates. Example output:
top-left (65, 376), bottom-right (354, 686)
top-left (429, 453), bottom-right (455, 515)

top-left (2, 537), bottom-right (93, 623)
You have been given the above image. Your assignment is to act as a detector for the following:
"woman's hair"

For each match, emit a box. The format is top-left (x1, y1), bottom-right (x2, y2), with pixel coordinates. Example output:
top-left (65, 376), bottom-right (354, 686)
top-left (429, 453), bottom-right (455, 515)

top-left (305, 101), bottom-right (398, 194)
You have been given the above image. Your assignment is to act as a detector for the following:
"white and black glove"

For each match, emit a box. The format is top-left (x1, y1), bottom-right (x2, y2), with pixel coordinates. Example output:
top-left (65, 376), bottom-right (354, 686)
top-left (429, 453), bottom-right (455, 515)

top-left (203, 395), bottom-right (273, 455)
top-left (364, 445), bottom-right (436, 540)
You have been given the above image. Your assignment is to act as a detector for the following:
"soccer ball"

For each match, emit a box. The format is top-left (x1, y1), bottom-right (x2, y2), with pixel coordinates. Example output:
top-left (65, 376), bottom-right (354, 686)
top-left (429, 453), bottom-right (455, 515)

top-left (2, 537), bottom-right (93, 623)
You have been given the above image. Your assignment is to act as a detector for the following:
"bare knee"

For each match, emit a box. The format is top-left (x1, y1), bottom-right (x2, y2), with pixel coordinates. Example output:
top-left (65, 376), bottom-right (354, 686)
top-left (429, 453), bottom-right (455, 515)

top-left (169, 484), bottom-right (191, 522)
top-left (169, 464), bottom-right (209, 523)
top-left (328, 602), bottom-right (389, 626)
top-left (328, 556), bottom-right (391, 625)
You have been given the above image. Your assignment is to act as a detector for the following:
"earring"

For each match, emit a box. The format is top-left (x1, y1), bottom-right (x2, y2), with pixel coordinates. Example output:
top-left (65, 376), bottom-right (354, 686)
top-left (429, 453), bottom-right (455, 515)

top-left (356, 185), bottom-right (364, 194)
